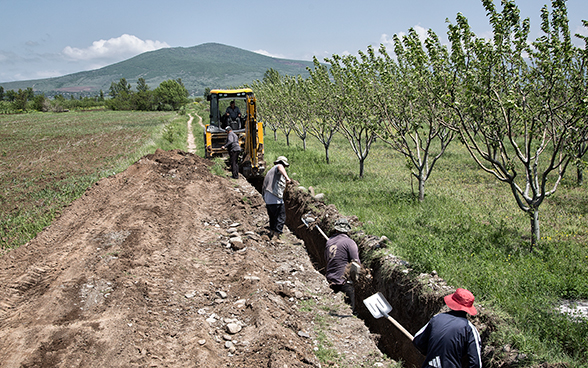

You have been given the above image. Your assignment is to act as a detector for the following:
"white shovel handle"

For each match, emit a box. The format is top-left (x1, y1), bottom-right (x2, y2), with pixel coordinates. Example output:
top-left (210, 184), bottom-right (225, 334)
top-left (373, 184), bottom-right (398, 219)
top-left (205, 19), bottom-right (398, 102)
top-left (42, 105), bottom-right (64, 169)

top-left (385, 314), bottom-right (414, 341)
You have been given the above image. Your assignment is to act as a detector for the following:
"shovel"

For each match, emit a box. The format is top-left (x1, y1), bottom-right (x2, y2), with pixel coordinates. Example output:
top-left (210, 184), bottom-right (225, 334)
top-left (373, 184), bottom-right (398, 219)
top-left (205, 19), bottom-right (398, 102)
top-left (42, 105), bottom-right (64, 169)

top-left (363, 292), bottom-right (414, 341)
top-left (301, 216), bottom-right (329, 241)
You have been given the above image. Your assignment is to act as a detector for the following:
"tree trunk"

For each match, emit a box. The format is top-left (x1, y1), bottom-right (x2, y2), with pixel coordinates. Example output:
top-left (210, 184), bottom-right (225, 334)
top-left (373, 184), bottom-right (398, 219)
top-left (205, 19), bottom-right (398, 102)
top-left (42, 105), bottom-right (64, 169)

top-left (359, 159), bottom-right (365, 178)
top-left (578, 165), bottom-right (584, 186)
top-left (324, 145), bottom-right (330, 164)
top-left (529, 208), bottom-right (540, 252)
top-left (285, 133), bottom-right (290, 146)
top-left (418, 175), bottom-right (425, 202)
top-left (273, 130), bottom-right (277, 141)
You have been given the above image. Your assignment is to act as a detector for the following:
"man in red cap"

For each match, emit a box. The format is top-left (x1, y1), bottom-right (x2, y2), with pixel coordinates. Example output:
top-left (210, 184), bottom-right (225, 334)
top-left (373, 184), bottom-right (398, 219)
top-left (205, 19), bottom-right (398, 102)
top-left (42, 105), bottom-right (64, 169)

top-left (413, 288), bottom-right (482, 368)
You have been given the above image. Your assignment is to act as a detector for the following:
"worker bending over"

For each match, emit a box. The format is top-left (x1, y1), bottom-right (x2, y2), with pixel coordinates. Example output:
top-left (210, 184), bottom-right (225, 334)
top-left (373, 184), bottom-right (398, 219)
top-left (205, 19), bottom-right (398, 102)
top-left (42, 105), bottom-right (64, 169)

top-left (325, 218), bottom-right (361, 315)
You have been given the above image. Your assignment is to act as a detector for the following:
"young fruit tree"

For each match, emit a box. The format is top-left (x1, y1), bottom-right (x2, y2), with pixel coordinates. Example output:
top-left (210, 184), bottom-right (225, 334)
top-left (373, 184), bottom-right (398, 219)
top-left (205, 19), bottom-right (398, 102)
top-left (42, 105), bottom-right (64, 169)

top-left (446, 0), bottom-right (588, 250)
top-left (305, 57), bottom-right (341, 164)
top-left (325, 53), bottom-right (378, 178)
top-left (373, 30), bottom-right (456, 201)
top-left (251, 69), bottom-right (286, 142)
top-left (281, 75), bottom-right (309, 149)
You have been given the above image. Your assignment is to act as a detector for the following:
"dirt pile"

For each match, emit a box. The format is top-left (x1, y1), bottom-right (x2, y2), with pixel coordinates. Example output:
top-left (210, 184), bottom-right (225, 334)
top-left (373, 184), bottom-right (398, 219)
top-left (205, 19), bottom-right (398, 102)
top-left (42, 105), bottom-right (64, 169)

top-left (0, 149), bottom-right (395, 367)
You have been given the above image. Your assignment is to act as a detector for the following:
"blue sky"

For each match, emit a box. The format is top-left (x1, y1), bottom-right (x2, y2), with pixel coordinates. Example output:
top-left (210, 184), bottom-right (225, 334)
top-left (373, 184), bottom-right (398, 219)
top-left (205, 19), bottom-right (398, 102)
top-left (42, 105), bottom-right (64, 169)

top-left (1, 0), bottom-right (586, 83)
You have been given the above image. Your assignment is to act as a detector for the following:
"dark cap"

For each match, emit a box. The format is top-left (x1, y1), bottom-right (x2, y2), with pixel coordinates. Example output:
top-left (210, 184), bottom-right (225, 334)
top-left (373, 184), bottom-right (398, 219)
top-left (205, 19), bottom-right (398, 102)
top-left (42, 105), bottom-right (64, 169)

top-left (333, 218), bottom-right (351, 233)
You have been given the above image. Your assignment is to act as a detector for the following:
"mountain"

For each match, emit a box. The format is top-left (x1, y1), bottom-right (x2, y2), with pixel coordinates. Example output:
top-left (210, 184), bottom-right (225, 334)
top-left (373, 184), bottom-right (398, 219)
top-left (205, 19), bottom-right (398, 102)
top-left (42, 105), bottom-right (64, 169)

top-left (0, 43), bottom-right (316, 97)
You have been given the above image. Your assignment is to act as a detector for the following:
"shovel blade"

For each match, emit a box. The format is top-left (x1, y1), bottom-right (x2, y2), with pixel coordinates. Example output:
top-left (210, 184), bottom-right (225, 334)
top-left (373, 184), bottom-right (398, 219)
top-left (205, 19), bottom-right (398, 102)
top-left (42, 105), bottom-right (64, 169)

top-left (363, 292), bottom-right (392, 319)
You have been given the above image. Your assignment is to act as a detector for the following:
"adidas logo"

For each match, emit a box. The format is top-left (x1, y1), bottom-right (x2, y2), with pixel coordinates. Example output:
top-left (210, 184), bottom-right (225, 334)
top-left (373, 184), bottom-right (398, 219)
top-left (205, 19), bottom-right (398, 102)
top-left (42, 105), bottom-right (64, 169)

top-left (426, 356), bottom-right (441, 367)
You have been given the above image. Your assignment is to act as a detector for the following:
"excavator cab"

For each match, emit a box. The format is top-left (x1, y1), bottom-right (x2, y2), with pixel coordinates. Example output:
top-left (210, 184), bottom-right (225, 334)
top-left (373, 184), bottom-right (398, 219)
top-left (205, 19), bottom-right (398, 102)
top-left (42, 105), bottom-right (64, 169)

top-left (205, 88), bottom-right (265, 178)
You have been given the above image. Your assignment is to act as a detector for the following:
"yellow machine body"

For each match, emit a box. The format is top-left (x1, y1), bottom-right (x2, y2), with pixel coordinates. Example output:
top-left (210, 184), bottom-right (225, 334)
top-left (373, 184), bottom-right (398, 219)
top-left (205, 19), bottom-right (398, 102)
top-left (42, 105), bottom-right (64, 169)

top-left (205, 88), bottom-right (264, 178)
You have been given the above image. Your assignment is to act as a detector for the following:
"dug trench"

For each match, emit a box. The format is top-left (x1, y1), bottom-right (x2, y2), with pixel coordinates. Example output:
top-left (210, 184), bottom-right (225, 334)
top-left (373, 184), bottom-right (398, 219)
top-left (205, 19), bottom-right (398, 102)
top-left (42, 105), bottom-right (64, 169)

top-left (0, 149), bottom-right (524, 367)
top-left (251, 162), bottom-right (525, 368)
top-left (280, 186), bottom-right (502, 368)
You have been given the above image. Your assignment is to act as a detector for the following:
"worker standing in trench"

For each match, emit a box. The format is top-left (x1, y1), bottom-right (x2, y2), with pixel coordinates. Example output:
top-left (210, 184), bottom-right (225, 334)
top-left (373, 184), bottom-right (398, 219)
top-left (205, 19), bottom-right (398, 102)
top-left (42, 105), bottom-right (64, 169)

top-left (324, 217), bottom-right (361, 315)
top-left (221, 125), bottom-right (241, 179)
top-left (262, 156), bottom-right (291, 242)
top-left (413, 288), bottom-right (482, 368)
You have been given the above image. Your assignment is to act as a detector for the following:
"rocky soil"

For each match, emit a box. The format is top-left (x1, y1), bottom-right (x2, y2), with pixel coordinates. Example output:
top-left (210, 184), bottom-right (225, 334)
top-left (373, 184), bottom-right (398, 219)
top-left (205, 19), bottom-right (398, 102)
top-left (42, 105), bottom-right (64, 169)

top-left (0, 149), bottom-right (397, 368)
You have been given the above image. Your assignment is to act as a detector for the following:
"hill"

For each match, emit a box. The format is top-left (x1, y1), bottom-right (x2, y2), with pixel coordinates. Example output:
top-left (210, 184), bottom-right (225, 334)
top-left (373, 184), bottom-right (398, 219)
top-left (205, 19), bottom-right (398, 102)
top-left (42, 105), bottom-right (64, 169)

top-left (0, 43), bottom-right (316, 97)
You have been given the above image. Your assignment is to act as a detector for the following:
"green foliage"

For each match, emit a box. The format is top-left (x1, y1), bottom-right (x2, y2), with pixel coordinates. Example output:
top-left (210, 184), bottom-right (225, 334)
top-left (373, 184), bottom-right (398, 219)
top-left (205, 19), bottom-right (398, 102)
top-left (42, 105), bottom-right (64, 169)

top-left (133, 78), bottom-right (155, 111)
top-left (445, 1), bottom-right (588, 250)
top-left (108, 78), bottom-right (132, 98)
top-left (265, 122), bottom-right (588, 365)
top-left (107, 78), bottom-right (134, 110)
top-left (0, 100), bottom-right (18, 114)
top-left (157, 115), bottom-right (188, 151)
top-left (208, 157), bottom-right (227, 177)
top-left (253, 1), bottom-right (588, 252)
top-left (154, 79), bottom-right (189, 111)
top-left (104, 78), bottom-right (189, 112)
top-left (32, 94), bottom-right (46, 111)
top-left (325, 52), bottom-right (378, 178)
top-left (314, 330), bottom-right (341, 365)
top-left (9, 88), bottom-right (33, 111)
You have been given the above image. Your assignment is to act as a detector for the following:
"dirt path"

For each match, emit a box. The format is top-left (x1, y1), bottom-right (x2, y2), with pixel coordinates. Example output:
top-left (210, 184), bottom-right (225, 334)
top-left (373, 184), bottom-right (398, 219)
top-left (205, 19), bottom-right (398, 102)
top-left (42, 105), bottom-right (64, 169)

top-left (187, 114), bottom-right (199, 154)
top-left (196, 113), bottom-right (205, 129)
top-left (0, 149), bottom-right (395, 367)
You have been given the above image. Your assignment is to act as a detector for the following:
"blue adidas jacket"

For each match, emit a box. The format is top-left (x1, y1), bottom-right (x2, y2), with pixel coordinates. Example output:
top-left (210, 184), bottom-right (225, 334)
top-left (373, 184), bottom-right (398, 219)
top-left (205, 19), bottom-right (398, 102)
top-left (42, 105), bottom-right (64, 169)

top-left (413, 311), bottom-right (482, 368)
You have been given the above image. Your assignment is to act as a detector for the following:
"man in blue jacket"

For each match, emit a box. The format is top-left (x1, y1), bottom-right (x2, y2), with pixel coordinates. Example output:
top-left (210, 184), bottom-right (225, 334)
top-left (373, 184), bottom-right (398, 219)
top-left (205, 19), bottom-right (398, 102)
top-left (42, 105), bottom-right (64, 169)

top-left (413, 288), bottom-right (482, 368)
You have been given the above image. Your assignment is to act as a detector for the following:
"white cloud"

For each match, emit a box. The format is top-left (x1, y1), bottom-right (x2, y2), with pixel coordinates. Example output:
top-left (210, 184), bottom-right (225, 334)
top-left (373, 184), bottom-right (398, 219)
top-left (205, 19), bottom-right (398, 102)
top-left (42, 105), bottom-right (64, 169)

top-left (413, 25), bottom-right (429, 42)
top-left (1, 35), bottom-right (171, 82)
top-left (63, 34), bottom-right (169, 61)
top-left (573, 25), bottom-right (588, 47)
top-left (253, 49), bottom-right (285, 59)
top-left (574, 25), bottom-right (588, 37)
top-left (380, 33), bottom-right (395, 51)
top-left (383, 25), bottom-right (430, 47)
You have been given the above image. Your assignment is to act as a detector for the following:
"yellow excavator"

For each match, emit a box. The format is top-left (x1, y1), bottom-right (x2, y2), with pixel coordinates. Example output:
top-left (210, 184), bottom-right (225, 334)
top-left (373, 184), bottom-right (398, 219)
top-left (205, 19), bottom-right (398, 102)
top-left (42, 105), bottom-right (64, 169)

top-left (204, 88), bottom-right (265, 178)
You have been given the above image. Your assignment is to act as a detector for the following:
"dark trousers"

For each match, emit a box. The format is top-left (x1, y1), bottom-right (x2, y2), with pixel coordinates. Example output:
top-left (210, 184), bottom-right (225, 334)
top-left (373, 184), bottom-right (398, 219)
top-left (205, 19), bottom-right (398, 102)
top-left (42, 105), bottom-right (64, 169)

top-left (266, 203), bottom-right (286, 234)
top-left (330, 283), bottom-right (356, 314)
top-left (229, 150), bottom-right (239, 179)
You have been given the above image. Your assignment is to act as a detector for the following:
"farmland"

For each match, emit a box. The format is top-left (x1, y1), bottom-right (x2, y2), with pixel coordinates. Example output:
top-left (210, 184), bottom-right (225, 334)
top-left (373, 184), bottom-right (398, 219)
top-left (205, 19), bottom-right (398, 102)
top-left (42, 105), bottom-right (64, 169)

top-left (0, 107), bottom-right (403, 368)
top-left (0, 103), bottom-right (587, 366)
top-left (261, 116), bottom-right (588, 365)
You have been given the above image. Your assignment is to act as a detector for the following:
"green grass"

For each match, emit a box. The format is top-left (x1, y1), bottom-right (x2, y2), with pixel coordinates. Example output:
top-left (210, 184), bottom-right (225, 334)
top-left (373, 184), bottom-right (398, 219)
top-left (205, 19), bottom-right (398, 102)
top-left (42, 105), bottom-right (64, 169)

top-left (264, 128), bottom-right (588, 366)
top-left (314, 330), bottom-right (341, 366)
top-left (1, 106), bottom-right (586, 366)
top-left (187, 102), bottom-right (233, 179)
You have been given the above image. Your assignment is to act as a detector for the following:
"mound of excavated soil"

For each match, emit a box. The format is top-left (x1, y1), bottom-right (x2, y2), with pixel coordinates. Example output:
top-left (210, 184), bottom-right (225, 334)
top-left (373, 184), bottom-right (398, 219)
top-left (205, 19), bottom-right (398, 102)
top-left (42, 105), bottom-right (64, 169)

top-left (0, 149), bottom-right (395, 367)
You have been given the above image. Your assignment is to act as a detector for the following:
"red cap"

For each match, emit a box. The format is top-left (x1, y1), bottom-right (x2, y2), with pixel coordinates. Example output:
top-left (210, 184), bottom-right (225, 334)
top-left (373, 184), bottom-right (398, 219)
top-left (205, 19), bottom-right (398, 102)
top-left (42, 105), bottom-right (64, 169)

top-left (444, 288), bottom-right (477, 316)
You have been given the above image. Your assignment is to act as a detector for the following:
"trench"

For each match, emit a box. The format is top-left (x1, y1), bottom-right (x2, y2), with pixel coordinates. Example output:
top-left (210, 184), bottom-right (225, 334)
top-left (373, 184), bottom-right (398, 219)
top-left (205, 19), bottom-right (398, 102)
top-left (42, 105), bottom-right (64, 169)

top-left (247, 177), bottom-right (450, 368)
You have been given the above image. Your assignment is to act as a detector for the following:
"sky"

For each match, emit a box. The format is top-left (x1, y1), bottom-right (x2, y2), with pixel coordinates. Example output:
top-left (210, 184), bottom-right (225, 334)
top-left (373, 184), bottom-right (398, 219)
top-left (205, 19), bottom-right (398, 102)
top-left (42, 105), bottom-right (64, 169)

top-left (1, 0), bottom-right (587, 83)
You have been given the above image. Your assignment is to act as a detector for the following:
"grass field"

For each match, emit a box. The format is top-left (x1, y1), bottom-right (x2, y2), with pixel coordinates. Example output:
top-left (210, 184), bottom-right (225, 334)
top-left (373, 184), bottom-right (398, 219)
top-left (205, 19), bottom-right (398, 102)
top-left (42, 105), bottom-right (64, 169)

top-left (2, 103), bottom-right (587, 366)
top-left (0, 110), bottom-right (186, 251)
top-left (256, 120), bottom-right (588, 366)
